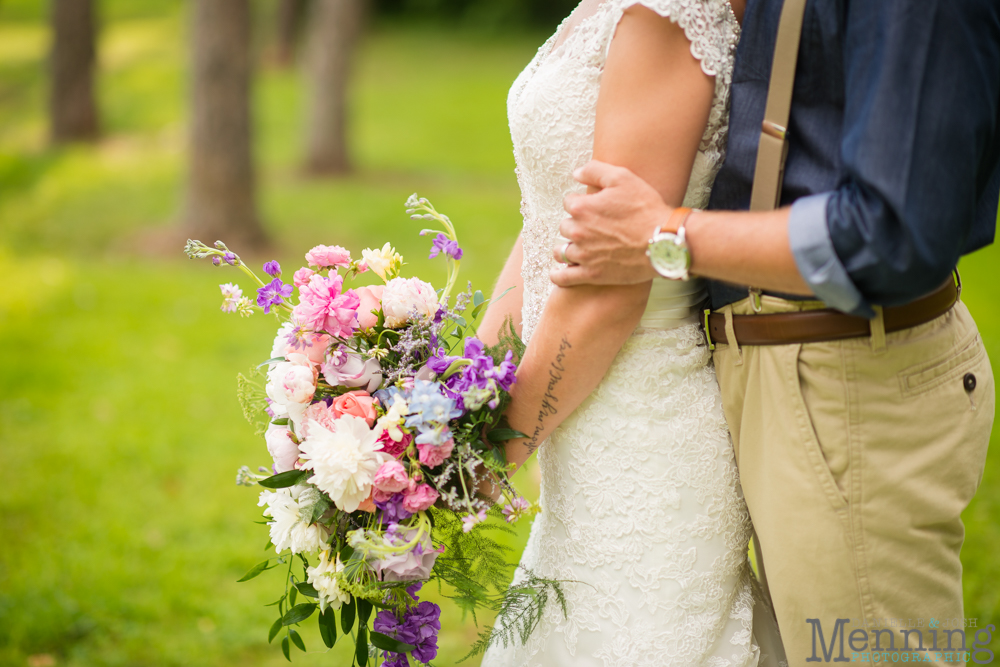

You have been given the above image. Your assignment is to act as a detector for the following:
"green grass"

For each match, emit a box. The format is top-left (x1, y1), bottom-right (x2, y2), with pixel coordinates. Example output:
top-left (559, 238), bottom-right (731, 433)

top-left (1, 4), bottom-right (999, 667)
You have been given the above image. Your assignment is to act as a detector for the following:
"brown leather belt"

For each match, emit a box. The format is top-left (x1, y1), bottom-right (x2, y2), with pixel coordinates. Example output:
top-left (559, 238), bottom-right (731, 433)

top-left (705, 278), bottom-right (959, 347)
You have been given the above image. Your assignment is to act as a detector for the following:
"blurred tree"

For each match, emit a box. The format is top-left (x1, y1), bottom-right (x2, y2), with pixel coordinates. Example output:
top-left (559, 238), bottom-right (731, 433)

top-left (49, 0), bottom-right (100, 144)
top-left (274, 0), bottom-right (307, 68)
top-left (185, 0), bottom-right (267, 250)
top-left (372, 0), bottom-right (577, 30)
top-left (302, 0), bottom-right (365, 176)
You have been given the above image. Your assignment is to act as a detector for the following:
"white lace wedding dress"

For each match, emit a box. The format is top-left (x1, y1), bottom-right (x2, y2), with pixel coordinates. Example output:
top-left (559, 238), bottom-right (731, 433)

top-left (480, 1), bottom-right (780, 666)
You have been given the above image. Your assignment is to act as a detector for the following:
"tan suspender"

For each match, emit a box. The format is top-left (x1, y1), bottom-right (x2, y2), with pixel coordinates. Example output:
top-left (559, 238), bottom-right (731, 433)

top-left (749, 0), bottom-right (809, 212)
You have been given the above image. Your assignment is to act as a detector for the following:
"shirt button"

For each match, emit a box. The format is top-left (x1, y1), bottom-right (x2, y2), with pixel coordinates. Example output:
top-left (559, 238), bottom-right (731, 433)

top-left (964, 373), bottom-right (977, 392)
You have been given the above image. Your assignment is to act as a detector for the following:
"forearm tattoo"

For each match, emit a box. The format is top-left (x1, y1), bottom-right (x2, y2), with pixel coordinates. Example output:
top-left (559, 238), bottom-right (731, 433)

top-left (525, 336), bottom-right (572, 454)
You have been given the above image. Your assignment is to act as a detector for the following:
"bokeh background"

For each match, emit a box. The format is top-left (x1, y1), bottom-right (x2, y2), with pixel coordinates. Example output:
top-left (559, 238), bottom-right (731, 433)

top-left (1, 1), bottom-right (998, 666)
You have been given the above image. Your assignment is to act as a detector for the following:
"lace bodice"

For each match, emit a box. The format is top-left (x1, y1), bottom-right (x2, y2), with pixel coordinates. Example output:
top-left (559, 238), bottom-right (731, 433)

top-left (508, 0), bottom-right (740, 342)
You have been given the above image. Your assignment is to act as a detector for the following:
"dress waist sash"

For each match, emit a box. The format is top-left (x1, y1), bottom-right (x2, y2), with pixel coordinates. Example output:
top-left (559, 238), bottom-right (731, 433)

top-left (638, 278), bottom-right (708, 329)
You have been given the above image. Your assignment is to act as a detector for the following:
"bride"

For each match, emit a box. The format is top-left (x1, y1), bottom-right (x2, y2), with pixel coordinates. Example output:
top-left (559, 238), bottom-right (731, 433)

top-left (476, 1), bottom-right (782, 665)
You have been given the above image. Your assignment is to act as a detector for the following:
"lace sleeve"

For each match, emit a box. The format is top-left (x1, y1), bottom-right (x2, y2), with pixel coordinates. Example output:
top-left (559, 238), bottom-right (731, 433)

top-left (609, 0), bottom-right (739, 79)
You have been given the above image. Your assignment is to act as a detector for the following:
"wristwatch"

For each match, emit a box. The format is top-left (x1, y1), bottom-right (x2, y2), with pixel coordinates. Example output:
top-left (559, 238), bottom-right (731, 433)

top-left (646, 207), bottom-right (696, 281)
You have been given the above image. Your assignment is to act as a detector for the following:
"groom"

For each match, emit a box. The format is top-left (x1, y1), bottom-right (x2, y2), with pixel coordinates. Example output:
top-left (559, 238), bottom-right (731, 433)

top-left (553, 0), bottom-right (1000, 664)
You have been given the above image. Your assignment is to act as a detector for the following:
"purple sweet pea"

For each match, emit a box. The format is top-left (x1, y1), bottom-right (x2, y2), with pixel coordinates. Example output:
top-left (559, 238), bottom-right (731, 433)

top-left (375, 493), bottom-right (412, 523)
top-left (373, 586), bottom-right (442, 666)
top-left (212, 256), bottom-right (222, 266)
top-left (263, 260), bottom-right (281, 277)
top-left (428, 337), bottom-right (517, 411)
top-left (223, 252), bottom-right (238, 266)
top-left (256, 278), bottom-right (293, 314)
top-left (427, 233), bottom-right (463, 261)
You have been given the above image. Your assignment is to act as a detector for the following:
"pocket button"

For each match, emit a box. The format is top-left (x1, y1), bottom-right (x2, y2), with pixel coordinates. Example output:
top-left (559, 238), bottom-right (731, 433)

top-left (964, 373), bottom-right (977, 392)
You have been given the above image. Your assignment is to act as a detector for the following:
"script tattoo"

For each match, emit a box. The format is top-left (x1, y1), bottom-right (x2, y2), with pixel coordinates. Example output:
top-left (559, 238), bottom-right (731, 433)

top-left (525, 336), bottom-right (572, 454)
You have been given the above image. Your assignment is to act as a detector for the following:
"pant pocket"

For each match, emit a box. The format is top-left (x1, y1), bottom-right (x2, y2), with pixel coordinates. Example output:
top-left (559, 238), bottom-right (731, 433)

top-left (793, 342), bottom-right (850, 509)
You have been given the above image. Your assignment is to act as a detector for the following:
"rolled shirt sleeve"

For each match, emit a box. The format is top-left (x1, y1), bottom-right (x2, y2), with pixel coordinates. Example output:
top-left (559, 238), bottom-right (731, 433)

top-left (790, 0), bottom-right (1000, 313)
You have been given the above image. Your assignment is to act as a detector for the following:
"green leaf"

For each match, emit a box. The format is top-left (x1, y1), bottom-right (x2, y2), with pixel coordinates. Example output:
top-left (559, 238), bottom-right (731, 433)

top-left (473, 290), bottom-right (485, 307)
top-left (487, 428), bottom-right (529, 444)
top-left (264, 538), bottom-right (273, 551)
top-left (268, 617), bottom-right (283, 643)
top-left (339, 544), bottom-right (355, 563)
top-left (453, 315), bottom-right (468, 328)
top-left (356, 625), bottom-right (369, 667)
top-left (265, 594), bottom-right (286, 607)
top-left (270, 418), bottom-right (289, 426)
top-left (258, 470), bottom-right (309, 489)
top-left (309, 494), bottom-right (331, 524)
top-left (495, 285), bottom-right (515, 302)
top-left (490, 447), bottom-right (508, 468)
top-left (288, 586), bottom-right (297, 608)
top-left (282, 603), bottom-right (317, 626)
top-left (357, 598), bottom-right (373, 625)
top-left (281, 636), bottom-right (291, 662)
top-left (369, 631), bottom-right (416, 654)
top-left (341, 597), bottom-right (356, 634)
top-left (289, 628), bottom-right (306, 652)
top-left (258, 357), bottom-right (287, 368)
top-left (319, 608), bottom-right (337, 648)
top-left (295, 582), bottom-right (319, 598)
top-left (237, 559), bottom-right (272, 582)
top-left (471, 303), bottom-right (487, 320)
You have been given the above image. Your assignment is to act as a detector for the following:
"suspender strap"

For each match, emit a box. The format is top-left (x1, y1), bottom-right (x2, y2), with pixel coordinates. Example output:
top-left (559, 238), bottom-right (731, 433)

top-left (749, 0), bottom-right (809, 212)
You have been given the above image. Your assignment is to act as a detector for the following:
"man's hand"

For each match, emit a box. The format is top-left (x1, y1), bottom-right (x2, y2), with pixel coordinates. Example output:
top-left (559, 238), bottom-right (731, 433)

top-left (551, 161), bottom-right (671, 287)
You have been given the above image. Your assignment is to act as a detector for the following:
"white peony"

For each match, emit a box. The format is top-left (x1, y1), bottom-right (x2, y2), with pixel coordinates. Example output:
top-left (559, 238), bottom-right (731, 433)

top-left (266, 354), bottom-right (316, 431)
top-left (380, 277), bottom-right (439, 328)
top-left (258, 485), bottom-right (327, 555)
top-left (307, 549), bottom-right (351, 612)
top-left (265, 424), bottom-right (300, 473)
top-left (271, 321), bottom-right (295, 359)
top-left (299, 415), bottom-right (390, 512)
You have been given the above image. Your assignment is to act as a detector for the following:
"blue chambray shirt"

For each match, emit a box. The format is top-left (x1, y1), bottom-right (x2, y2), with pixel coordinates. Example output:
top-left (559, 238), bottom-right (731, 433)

top-left (708, 0), bottom-right (1000, 317)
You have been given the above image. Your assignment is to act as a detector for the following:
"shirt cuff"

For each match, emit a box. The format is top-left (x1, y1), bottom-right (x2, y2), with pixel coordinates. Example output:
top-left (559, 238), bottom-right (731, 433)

top-left (788, 193), bottom-right (874, 318)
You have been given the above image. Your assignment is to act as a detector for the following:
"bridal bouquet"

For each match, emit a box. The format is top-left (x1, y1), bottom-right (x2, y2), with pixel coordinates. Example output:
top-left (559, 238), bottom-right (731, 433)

top-left (185, 195), bottom-right (546, 665)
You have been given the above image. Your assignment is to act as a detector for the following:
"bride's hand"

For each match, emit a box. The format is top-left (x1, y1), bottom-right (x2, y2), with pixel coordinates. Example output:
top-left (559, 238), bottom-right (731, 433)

top-left (551, 160), bottom-right (669, 288)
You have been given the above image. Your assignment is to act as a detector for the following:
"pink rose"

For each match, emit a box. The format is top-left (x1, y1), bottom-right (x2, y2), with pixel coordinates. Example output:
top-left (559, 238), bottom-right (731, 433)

top-left (293, 273), bottom-right (360, 338)
top-left (332, 390), bottom-right (377, 426)
top-left (305, 245), bottom-right (352, 270)
top-left (322, 348), bottom-right (382, 393)
top-left (373, 460), bottom-right (409, 494)
top-left (402, 481), bottom-right (439, 513)
top-left (417, 438), bottom-right (454, 468)
top-left (355, 285), bottom-right (384, 330)
top-left (378, 430), bottom-right (412, 459)
top-left (293, 267), bottom-right (316, 288)
top-left (265, 424), bottom-right (300, 473)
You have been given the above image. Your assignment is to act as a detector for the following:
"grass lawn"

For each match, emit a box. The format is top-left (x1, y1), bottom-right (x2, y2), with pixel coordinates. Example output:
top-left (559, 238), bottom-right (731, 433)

top-left (1, 3), bottom-right (998, 666)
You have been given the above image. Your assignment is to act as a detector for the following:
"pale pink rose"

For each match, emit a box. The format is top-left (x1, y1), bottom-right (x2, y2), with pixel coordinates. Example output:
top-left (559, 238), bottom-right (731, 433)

top-left (372, 488), bottom-right (395, 503)
top-left (293, 273), bottom-right (360, 338)
top-left (402, 481), bottom-right (439, 513)
top-left (417, 438), bottom-right (454, 468)
top-left (381, 277), bottom-right (439, 328)
top-left (356, 260), bottom-right (369, 274)
top-left (305, 245), bottom-right (352, 270)
top-left (376, 527), bottom-right (442, 582)
top-left (299, 332), bottom-right (331, 366)
top-left (355, 285), bottom-right (384, 329)
top-left (322, 349), bottom-right (383, 393)
top-left (332, 391), bottom-right (377, 426)
top-left (301, 401), bottom-right (339, 438)
top-left (293, 267), bottom-right (316, 288)
top-left (266, 358), bottom-right (317, 407)
top-left (265, 424), bottom-right (300, 473)
top-left (373, 460), bottom-right (409, 494)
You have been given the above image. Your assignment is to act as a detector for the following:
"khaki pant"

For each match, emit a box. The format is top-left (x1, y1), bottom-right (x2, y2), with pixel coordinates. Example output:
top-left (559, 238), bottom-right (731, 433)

top-left (713, 295), bottom-right (995, 667)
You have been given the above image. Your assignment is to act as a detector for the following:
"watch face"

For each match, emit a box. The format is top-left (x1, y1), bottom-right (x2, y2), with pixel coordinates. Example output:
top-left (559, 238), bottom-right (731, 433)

top-left (648, 235), bottom-right (690, 280)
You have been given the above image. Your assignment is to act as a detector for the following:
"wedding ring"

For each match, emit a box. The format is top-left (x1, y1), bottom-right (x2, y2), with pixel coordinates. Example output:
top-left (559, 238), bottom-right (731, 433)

top-left (558, 242), bottom-right (573, 265)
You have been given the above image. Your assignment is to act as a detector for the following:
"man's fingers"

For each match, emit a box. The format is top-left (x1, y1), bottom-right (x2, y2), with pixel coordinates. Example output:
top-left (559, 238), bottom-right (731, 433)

top-left (558, 217), bottom-right (579, 241)
top-left (572, 160), bottom-right (630, 190)
top-left (549, 264), bottom-right (591, 288)
top-left (551, 238), bottom-right (583, 265)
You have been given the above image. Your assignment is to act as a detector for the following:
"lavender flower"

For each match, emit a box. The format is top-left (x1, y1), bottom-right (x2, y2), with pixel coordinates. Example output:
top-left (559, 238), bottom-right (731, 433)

top-left (212, 256), bottom-right (222, 266)
top-left (375, 493), bottom-right (412, 523)
top-left (428, 337), bottom-right (517, 411)
top-left (263, 260), bottom-right (281, 277)
top-left (223, 252), bottom-right (238, 266)
top-left (427, 233), bottom-right (463, 261)
top-left (256, 278), bottom-right (293, 314)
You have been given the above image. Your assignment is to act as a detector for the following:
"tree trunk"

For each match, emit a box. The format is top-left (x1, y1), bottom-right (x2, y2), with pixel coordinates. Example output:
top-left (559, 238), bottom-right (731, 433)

top-left (50, 0), bottom-right (99, 144)
top-left (302, 0), bottom-right (365, 176)
top-left (274, 0), bottom-right (307, 68)
top-left (185, 0), bottom-right (267, 252)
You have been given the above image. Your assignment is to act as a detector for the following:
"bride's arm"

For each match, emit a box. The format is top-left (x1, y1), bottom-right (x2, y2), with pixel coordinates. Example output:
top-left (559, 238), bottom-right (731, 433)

top-left (493, 6), bottom-right (717, 474)
top-left (478, 234), bottom-right (525, 347)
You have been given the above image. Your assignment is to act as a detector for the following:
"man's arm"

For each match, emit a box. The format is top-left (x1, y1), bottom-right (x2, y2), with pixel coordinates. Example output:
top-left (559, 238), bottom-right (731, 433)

top-left (554, 1), bottom-right (1000, 314)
